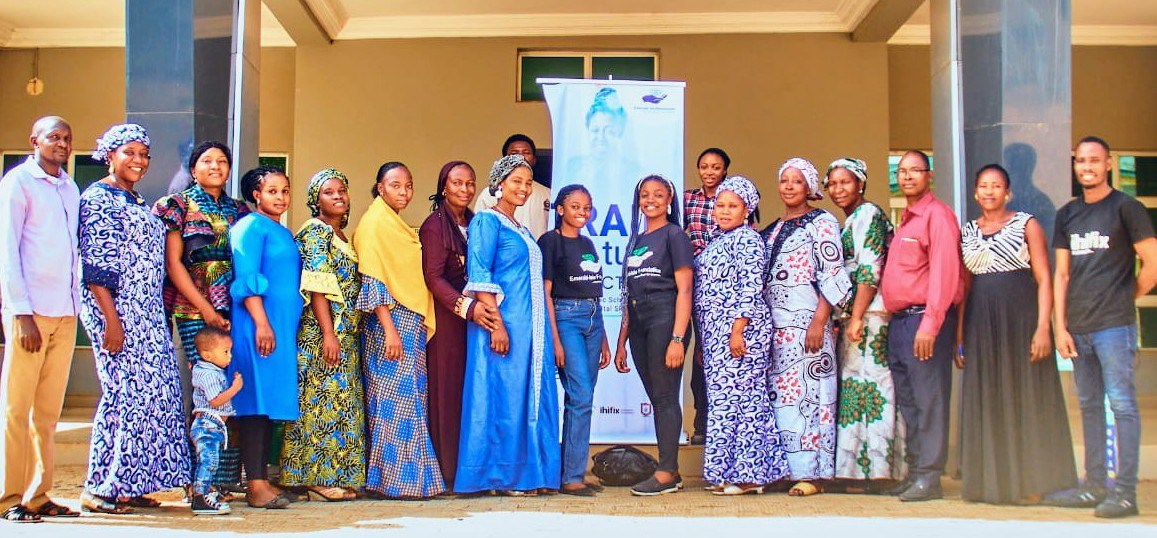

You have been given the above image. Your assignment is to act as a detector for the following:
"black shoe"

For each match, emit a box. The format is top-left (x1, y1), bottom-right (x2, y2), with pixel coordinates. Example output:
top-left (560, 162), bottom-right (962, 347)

top-left (883, 476), bottom-right (914, 496)
top-left (1094, 490), bottom-right (1139, 519)
top-left (191, 492), bottom-right (232, 516)
top-left (1042, 485), bottom-right (1107, 508)
top-left (630, 475), bottom-right (684, 496)
top-left (690, 434), bottom-right (706, 445)
top-left (899, 477), bottom-right (942, 502)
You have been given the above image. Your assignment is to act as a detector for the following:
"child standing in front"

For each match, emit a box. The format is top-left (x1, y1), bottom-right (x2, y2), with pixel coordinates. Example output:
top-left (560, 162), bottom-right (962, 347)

top-left (539, 185), bottom-right (611, 497)
top-left (190, 326), bottom-right (243, 515)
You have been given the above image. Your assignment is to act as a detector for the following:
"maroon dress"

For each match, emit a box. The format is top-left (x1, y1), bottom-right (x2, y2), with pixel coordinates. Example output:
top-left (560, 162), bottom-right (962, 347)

top-left (418, 205), bottom-right (474, 488)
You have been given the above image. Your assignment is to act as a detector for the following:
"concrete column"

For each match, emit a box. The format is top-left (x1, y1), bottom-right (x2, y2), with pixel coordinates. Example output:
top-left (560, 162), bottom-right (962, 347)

top-left (229, 0), bottom-right (261, 198)
top-left (931, 0), bottom-right (1072, 235)
top-left (125, 0), bottom-right (259, 204)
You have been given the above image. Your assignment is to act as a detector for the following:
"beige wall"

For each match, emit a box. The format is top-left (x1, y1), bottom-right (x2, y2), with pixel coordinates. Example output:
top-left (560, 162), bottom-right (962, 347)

top-left (0, 47), bottom-right (297, 164)
top-left (889, 45), bottom-right (1157, 152)
top-left (291, 33), bottom-right (892, 229)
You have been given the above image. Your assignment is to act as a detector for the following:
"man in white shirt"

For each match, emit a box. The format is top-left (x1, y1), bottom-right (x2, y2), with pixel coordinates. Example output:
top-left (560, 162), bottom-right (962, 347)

top-left (473, 134), bottom-right (552, 238)
top-left (0, 116), bottom-right (82, 523)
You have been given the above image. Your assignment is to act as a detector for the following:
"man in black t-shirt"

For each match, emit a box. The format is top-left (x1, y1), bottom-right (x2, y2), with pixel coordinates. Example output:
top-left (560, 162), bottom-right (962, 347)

top-left (1046, 136), bottom-right (1157, 519)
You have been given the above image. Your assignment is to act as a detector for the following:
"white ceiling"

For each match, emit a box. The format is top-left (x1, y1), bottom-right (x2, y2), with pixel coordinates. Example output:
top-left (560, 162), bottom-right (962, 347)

top-left (0, 0), bottom-right (1153, 48)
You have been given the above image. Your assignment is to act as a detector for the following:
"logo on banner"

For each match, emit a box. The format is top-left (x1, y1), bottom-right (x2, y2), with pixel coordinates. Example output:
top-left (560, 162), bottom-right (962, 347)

top-left (642, 90), bottom-right (667, 104)
top-left (640, 403), bottom-right (653, 417)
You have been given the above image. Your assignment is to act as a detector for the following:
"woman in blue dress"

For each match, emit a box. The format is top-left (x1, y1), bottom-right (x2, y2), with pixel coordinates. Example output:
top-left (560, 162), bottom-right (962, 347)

top-left (79, 124), bottom-right (191, 513)
top-left (694, 176), bottom-right (788, 495)
top-left (229, 166), bottom-right (302, 509)
top-left (456, 155), bottom-right (560, 495)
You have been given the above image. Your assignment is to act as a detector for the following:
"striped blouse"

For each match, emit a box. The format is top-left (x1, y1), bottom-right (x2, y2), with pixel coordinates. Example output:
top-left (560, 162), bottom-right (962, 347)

top-left (961, 211), bottom-right (1032, 275)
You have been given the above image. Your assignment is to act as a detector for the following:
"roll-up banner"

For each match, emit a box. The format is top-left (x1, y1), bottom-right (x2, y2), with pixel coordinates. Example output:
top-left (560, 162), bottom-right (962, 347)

top-left (539, 78), bottom-right (686, 443)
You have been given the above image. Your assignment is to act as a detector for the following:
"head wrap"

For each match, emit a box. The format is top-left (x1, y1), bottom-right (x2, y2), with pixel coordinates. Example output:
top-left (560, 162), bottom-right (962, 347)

top-left (717, 175), bottom-right (760, 217)
top-left (778, 157), bottom-right (822, 201)
top-left (94, 123), bottom-right (150, 163)
top-left (824, 158), bottom-right (868, 189)
top-left (306, 168), bottom-right (350, 229)
top-left (487, 154), bottom-right (531, 196)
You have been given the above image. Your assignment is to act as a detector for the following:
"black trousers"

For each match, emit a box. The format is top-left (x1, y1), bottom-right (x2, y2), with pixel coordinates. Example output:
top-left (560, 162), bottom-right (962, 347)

top-left (887, 308), bottom-right (956, 481)
top-left (627, 292), bottom-right (687, 474)
top-left (234, 415), bottom-right (273, 481)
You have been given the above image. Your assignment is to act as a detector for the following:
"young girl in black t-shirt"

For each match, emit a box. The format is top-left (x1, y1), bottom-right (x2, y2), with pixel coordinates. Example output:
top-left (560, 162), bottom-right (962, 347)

top-left (613, 174), bottom-right (694, 496)
top-left (538, 185), bottom-right (611, 497)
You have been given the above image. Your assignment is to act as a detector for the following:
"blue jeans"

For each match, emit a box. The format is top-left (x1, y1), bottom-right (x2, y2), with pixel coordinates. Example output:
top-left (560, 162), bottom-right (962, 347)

top-left (555, 298), bottom-right (606, 484)
top-left (1071, 324), bottom-right (1140, 494)
top-left (191, 414), bottom-right (228, 495)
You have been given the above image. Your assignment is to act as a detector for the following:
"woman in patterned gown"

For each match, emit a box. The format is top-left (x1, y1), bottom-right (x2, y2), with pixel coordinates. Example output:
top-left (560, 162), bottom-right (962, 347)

top-left (279, 169), bottom-right (365, 501)
top-left (694, 176), bottom-right (788, 495)
top-left (354, 162), bottom-right (445, 499)
top-left (456, 155), bottom-right (560, 496)
top-left (956, 164), bottom-right (1076, 504)
top-left (79, 124), bottom-right (191, 513)
top-left (761, 157), bottom-right (851, 497)
top-left (823, 158), bottom-right (906, 490)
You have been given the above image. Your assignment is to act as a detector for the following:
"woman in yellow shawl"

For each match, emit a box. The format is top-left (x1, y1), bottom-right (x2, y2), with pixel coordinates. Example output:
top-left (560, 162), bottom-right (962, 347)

top-left (354, 161), bottom-right (444, 499)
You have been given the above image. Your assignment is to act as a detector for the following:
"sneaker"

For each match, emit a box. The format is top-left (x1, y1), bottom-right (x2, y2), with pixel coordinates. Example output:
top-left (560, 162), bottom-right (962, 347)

top-left (1041, 485), bottom-right (1107, 508)
top-left (191, 492), bottom-right (232, 516)
top-left (1094, 491), bottom-right (1139, 519)
top-left (630, 475), bottom-right (683, 496)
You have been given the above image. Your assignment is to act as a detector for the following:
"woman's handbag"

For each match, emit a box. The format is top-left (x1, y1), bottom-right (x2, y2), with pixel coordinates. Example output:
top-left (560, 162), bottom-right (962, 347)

top-left (590, 445), bottom-right (658, 486)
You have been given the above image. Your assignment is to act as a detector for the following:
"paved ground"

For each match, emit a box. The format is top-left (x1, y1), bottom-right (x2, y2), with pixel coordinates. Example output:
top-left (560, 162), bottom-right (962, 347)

top-left (5, 465), bottom-right (1152, 536)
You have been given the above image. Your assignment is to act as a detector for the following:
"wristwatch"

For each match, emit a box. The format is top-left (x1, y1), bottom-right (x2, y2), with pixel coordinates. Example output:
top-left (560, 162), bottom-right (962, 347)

top-left (671, 334), bottom-right (685, 344)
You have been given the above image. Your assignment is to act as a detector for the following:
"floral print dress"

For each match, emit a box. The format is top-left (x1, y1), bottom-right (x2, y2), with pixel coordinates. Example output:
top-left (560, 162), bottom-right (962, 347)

top-left (833, 202), bottom-right (907, 481)
top-left (762, 209), bottom-right (851, 481)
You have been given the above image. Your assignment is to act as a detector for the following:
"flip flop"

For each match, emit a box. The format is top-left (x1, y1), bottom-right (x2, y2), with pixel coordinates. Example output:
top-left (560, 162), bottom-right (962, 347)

top-left (81, 492), bottom-right (134, 515)
top-left (34, 500), bottom-right (80, 518)
top-left (787, 481), bottom-right (822, 497)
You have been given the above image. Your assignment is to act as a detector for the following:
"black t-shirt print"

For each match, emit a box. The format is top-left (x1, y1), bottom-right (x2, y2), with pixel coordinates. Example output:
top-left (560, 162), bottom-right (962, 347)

top-left (624, 223), bottom-right (695, 298)
top-left (1053, 189), bottom-right (1156, 333)
top-left (538, 230), bottom-right (604, 299)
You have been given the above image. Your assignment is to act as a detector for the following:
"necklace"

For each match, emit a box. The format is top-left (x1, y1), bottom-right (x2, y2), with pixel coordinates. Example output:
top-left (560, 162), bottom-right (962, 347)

top-left (103, 177), bottom-right (143, 204)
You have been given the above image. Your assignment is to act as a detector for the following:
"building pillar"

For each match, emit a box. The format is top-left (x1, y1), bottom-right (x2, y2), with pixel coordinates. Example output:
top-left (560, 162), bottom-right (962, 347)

top-left (125, 0), bottom-right (259, 203)
top-left (931, 0), bottom-right (1072, 234)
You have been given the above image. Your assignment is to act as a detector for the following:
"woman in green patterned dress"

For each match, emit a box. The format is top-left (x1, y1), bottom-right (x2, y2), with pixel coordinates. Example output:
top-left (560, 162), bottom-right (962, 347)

top-left (823, 158), bottom-right (906, 491)
top-left (279, 169), bottom-right (365, 501)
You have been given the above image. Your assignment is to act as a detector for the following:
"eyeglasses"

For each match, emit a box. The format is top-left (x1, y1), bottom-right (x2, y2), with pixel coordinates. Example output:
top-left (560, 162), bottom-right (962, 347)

top-left (896, 168), bottom-right (929, 177)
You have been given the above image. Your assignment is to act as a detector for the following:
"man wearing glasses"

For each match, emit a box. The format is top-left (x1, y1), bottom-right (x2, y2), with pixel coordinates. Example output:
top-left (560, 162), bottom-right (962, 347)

top-left (878, 150), bottom-right (963, 502)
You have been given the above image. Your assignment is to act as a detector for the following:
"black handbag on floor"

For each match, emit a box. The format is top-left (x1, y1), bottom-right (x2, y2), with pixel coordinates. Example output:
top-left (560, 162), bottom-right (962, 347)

top-left (590, 445), bottom-right (658, 486)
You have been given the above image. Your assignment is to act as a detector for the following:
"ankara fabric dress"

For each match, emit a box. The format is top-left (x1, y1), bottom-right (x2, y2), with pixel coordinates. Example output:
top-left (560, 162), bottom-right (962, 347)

top-left (762, 209), bottom-right (851, 480)
top-left (456, 210), bottom-right (560, 493)
top-left (694, 226), bottom-right (788, 485)
top-left (79, 182), bottom-right (191, 497)
top-left (279, 219), bottom-right (366, 488)
top-left (960, 212), bottom-right (1076, 503)
top-left (228, 213), bottom-right (303, 421)
top-left (834, 202), bottom-right (907, 480)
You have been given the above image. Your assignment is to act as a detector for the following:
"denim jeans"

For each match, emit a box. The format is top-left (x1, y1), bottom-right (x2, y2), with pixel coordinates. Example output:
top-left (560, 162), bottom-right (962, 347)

top-left (555, 298), bottom-right (607, 484)
top-left (191, 414), bottom-right (228, 495)
top-left (1071, 324), bottom-right (1140, 494)
top-left (627, 291), bottom-right (686, 474)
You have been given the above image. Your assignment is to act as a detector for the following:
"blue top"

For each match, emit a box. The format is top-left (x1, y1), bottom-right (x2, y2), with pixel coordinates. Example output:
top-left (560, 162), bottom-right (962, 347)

top-left (192, 361), bottom-right (235, 418)
top-left (228, 213), bottom-right (303, 420)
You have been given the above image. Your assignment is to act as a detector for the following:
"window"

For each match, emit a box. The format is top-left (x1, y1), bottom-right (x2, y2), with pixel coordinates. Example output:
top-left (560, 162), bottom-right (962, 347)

top-left (1112, 152), bottom-right (1157, 347)
top-left (517, 50), bottom-right (658, 102)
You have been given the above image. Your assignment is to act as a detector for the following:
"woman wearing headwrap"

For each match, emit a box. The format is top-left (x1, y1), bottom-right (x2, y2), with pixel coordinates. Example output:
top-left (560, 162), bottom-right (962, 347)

top-left (694, 176), bottom-right (788, 495)
top-left (355, 161), bottom-right (445, 499)
top-left (418, 161), bottom-right (500, 490)
top-left (823, 158), bottom-right (907, 490)
top-left (761, 157), bottom-right (852, 497)
top-left (456, 155), bottom-right (560, 496)
top-left (279, 169), bottom-right (365, 501)
top-left (79, 124), bottom-right (191, 513)
top-left (230, 166), bottom-right (302, 509)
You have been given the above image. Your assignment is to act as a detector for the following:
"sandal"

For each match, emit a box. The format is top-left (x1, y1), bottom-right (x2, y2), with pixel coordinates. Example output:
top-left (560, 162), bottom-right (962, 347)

top-left (787, 481), bottom-right (822, 497)
top-left (500, 489), bottom-right (538, 497)
top-left (721, 484), bottom-right (766, 496)
top-left (246, 494), bottom-right (291, 509)
top-left (2, 504), bottom-right (42, 523)
top-left (34, 500), bottom-right (80, 518)
top-left (123, 496), bottom-right (161, 508)
top-left (308, 486), bottom-right (351, 502)
top-left (81, 492), bottom-right (134, 514)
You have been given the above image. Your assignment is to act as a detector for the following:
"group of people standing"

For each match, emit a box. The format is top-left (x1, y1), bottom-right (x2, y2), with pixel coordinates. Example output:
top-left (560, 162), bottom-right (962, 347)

top-left (0, 114), bottom-right (1148, 523)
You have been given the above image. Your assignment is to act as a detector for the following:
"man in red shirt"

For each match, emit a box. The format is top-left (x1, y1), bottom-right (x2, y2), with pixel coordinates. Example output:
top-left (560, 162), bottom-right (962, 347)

top-left (879, 150), bottom-right (963, 502)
